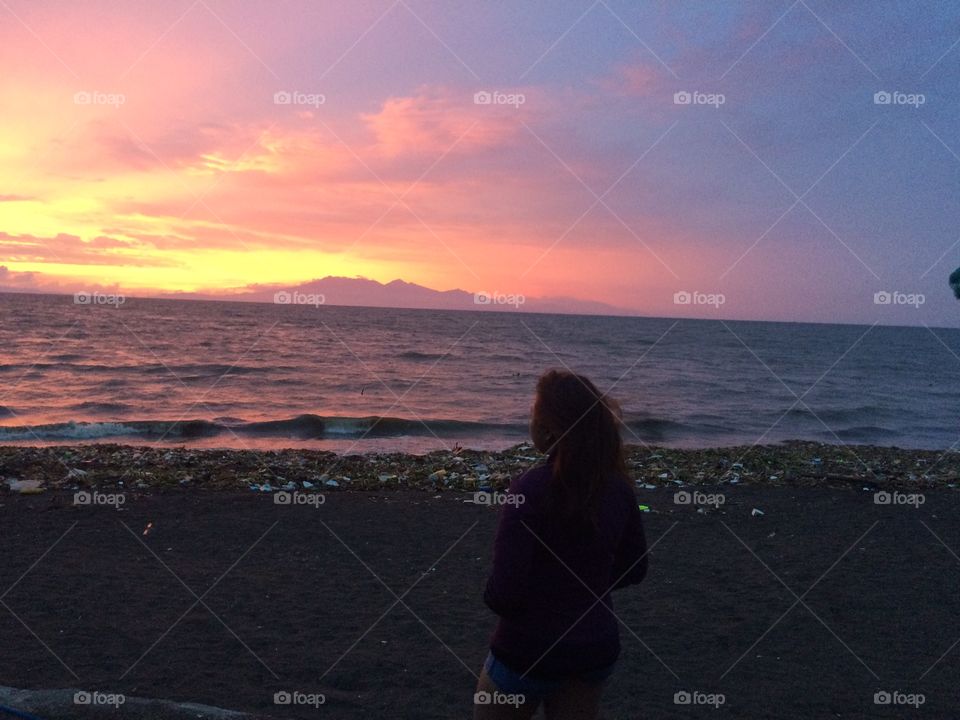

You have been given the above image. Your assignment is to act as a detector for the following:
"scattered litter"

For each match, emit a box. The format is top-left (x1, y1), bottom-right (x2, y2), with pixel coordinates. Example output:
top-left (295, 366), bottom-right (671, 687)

top-left (0, 442), bottom-right (955, 495)
top-left (637, 504), bottom-right (651, 512)
top-left (751, 508), bottom-right (764, 517)
top-left (143, 522), bottom-right (154, 537)
top-left (6, 479), bottom-right (44, 494)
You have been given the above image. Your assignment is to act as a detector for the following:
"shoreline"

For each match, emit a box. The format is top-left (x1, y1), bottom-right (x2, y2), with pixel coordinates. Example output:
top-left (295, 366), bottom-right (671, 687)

top-left (1, 441), bottom-right (957, 494)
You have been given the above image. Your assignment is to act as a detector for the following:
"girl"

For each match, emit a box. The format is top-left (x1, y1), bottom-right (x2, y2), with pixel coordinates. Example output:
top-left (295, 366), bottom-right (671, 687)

top-left (475, 369), bottom-right (649, 719)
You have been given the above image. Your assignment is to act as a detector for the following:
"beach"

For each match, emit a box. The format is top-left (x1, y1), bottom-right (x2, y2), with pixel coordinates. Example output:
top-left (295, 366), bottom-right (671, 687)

top-left (1, 442), bottom-right (958, 719)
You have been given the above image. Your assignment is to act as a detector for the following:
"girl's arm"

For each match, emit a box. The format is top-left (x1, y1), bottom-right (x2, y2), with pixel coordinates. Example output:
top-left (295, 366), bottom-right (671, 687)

top-left (482, 473), bottom-right (538, 616)
top-left (611, 496), bottom-right (648, 589)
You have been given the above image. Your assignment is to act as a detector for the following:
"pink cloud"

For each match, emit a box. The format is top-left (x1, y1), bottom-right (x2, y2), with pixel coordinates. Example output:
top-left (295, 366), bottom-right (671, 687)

top-left (362, 88), bottom-right (523, 158)
top-left (600, 61), bottom-right (665, 97)
top-left (0, 232), bottom-right (171, 266)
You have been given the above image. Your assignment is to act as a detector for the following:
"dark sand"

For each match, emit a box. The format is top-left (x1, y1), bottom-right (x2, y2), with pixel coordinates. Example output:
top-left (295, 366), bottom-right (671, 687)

top-left (1, 485), bottom-right (958, 719)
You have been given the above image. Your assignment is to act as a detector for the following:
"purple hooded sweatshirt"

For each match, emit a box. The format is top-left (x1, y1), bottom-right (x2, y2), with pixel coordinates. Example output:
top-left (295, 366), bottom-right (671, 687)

top-left (483, 459), bottom-right (648, 679)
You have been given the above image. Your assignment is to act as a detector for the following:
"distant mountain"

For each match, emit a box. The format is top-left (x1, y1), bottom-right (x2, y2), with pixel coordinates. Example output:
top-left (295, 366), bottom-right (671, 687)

top-left (163, 276), bottom-right (631, 316)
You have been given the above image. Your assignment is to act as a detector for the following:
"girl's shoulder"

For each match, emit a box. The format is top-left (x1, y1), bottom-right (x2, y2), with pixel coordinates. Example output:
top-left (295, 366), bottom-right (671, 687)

top-left (508, 462), bottom-right (552, 504)
top-left (512, 461), bottom-right (552, 487)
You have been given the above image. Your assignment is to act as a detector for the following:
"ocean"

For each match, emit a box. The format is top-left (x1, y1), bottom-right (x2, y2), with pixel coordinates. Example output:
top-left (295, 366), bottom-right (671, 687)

top-left (0, 292), bottom-right (957, 453)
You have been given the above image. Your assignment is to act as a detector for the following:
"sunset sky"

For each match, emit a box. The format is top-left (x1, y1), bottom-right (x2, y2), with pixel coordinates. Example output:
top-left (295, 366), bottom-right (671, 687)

top-left (1, 0), bottom-right (959, 324)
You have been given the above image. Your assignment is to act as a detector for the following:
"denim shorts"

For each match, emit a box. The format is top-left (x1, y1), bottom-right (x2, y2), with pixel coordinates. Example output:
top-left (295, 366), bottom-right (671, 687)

top-left (483, 651), bottom-right (615, 702)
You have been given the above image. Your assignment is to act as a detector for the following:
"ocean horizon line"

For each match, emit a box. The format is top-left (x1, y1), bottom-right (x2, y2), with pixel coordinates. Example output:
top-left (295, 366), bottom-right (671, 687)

top-left (1, 289), bottom-right (955, 331)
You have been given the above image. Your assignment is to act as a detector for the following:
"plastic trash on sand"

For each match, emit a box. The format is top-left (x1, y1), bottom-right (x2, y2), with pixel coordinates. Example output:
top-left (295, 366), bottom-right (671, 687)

top-left (6, 479), bottom-right (44, 494)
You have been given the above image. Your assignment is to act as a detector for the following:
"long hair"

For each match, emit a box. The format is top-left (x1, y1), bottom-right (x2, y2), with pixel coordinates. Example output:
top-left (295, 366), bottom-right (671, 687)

top-left (532, 369), bottom-right (627, 529)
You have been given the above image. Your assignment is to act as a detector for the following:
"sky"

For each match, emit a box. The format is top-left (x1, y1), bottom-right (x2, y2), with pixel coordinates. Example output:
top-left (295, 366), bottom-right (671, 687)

top-left (0, 0), bottom-right (959, 325)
